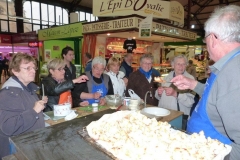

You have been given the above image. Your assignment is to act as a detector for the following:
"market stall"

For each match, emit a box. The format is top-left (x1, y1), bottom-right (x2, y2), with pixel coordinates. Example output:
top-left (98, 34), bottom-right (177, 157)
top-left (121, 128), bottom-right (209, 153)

top-left (38, 22), bottom-right (84, 79)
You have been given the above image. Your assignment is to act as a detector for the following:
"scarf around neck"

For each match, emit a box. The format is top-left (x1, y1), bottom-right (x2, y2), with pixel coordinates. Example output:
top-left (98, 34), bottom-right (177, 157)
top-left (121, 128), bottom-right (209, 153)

top-left (139, 67), bottom-right (152, 79)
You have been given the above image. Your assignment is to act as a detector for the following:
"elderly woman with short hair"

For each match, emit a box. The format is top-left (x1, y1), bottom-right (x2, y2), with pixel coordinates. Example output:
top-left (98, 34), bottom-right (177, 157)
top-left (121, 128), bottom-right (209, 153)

top-left (0, 53), bottom-right (47, 158)
top-left (41, 58), bottom-right (88, 112)
top-left (155, 54), bottom-right (195, 129)
top-left (126, 54), bottom-right (158, 106)
top-left (72, 56), bottom-right (114, 106)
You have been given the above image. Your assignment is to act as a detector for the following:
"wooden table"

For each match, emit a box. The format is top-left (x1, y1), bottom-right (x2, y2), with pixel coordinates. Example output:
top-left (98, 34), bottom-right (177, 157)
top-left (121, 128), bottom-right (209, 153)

top-left (6, 106), bottom-right (183, 160)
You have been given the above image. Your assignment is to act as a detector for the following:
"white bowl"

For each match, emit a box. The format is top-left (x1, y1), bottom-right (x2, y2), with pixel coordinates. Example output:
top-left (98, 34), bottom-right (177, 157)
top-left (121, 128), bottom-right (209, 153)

top-left (141, 107), bottom-right (170, 117)
top-left (53, 103), bottom-right (71, 117)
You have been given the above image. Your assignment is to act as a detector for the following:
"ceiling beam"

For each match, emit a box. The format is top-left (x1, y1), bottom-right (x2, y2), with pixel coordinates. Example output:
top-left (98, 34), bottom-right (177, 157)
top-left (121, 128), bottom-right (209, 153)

top-left (190, 0), bottom-right (213, 29)
top-left (191, 0), bottom-right (202, 7)
top-left (196, 11), bottom-right (214, 15)
top-left (194, 0), bottom-right (213, 15)
top-left (183, 0), bottom-right (202, 12)
top-left (68, 0), bottom-right (83, 12)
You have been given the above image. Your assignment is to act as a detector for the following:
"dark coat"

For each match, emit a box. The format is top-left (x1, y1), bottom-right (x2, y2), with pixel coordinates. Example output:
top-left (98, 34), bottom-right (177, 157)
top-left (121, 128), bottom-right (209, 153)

top-left (64, 62), bottom-right (76, 81)
top-left (120, 60), bottom-right (133, 78)
top-left (0, 77), bottom-right (44, 159)
top-left (126, 70), bottom-right (158, 106)
top-left (41, 76), bottom-right (75, 112)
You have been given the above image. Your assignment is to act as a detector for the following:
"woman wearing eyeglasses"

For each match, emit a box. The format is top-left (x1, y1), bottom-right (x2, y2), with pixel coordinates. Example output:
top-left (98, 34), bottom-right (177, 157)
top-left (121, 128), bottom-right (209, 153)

top-left (41, 58), bottom-right (89, 112)
top-left (72, 56), bottom-right (114, 106)
top-left (0, 53), bottom-right (48, 159)
top-left (126, 53), bottom-right (158, 106)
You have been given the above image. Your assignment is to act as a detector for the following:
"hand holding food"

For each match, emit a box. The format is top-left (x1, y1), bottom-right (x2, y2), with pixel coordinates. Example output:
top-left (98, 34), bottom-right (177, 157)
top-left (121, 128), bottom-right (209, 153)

top-left (154, 76), bottom-right (165, 83)
top-left (171, 75), bottom-right (197, 90)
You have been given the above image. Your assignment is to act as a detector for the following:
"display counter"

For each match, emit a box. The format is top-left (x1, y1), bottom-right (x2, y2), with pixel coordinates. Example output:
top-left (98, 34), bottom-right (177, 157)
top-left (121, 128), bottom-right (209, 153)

top-left (7, 106), bottom-right (183, 160)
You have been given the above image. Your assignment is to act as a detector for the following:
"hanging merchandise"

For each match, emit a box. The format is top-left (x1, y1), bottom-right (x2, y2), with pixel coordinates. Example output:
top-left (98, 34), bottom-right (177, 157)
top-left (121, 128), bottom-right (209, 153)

top-left (123, 38), bottom-right (137, 53)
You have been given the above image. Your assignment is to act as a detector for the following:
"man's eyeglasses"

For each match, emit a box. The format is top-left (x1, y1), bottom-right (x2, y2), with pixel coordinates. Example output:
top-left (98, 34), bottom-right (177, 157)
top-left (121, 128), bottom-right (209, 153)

top-left (202, 34), bottom-right (211, 43)
top-left (21, 66), bottom-right (38, 71)
top-left (203, 33), bottom-right (218, 43)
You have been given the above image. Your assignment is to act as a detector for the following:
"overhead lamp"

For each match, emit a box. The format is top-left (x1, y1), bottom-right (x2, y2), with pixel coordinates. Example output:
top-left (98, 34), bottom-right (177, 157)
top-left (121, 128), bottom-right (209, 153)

top-left (107, 33), bottom-right (110, 36)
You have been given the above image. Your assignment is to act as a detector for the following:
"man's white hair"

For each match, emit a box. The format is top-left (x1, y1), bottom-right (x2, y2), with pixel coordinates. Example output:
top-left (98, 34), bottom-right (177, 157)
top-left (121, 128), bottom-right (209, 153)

top-left (204, 5), bottom-right (240, 43)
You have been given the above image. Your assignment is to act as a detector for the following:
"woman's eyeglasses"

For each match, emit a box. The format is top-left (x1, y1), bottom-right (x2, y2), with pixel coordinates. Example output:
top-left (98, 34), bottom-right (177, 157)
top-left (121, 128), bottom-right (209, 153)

top-left (21, 66), bottom-right (38, 71)
top-left (93, 66), bottom-right (105, 72)
top-left (57, 68), bottom-right (65, 72)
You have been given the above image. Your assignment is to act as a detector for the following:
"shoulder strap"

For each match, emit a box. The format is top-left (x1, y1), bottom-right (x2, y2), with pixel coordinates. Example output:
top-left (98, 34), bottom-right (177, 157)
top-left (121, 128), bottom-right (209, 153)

top-left (86, 71), bottom-right (93, 92)
top-left (102, 73), bottom-right (109, 90)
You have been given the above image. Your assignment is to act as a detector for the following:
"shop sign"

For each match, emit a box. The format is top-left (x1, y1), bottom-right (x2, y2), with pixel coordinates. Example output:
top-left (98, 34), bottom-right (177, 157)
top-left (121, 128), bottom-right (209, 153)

top-left (170, 1), bottom-right (184, 27)
top-left (38, 23), bottom-right (83, 41)
top-left (0, 34), bottom-right (11, 43)
top-left (150, 20), bottom-right (197, 40)
top-left (139, 14), bottom-right (153, 38)
top-left (83, 16), bottom-right (197, 41)
top-left (93, 0), bottom-right (184, 27)
top-left (83, 18), bottom-right (136, 33)
top-left (12, 32), bottom-right (38, 43)
top-left (28, 42), bottom-right (39, 47)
